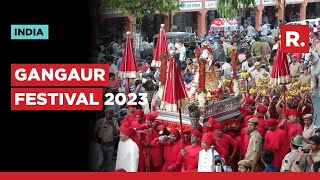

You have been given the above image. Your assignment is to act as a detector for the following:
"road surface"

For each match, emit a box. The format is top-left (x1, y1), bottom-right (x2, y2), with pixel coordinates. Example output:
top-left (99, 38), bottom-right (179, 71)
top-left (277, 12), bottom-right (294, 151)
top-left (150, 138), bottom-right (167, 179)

top-left (312, 88), bottom-right (320, 126)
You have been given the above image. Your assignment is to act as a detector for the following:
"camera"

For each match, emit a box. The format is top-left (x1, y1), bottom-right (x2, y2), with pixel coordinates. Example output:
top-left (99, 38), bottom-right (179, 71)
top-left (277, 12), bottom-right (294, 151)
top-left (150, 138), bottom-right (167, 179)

top-left (214, 155), bottom-right (222, 165)
top-left (302, 149), bottom-right (310, 153)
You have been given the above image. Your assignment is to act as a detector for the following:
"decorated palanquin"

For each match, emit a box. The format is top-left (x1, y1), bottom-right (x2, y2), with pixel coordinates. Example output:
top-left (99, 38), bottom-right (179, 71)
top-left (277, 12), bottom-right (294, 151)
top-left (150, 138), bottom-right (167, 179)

top-left (154, 40), bottom-right (241, 130)
top-left (155, 96), bottom-right (241, 130)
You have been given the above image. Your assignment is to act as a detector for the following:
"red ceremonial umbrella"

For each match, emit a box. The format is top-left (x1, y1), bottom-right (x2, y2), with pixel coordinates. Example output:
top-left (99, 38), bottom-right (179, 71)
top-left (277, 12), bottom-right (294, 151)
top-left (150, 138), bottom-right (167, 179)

top-left (270, 43), bottom-right (292, 110)
top-left (152, 24), bottom-right (168, 85)
top-left (160, 51), bottom-right (189, 147)
top-left (119, 31), bottom-right (139, 94)
top-left (211, 18), bottom-right (224, 26)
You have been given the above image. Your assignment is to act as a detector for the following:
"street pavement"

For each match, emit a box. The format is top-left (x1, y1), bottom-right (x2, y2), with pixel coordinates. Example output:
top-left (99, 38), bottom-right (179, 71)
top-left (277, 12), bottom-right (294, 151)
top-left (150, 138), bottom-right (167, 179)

top-left (312, 87), bottom-right (320, 126)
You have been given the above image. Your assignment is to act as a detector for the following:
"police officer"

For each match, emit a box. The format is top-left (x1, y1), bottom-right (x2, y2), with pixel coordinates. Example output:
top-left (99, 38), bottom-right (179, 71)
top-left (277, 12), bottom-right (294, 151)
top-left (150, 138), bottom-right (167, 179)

top-left (245, 117), bottom-right (263, 172)
top-left (94, 106), bottom-right (120, 171)
top-left (280, 135), bottom-right (307, 172)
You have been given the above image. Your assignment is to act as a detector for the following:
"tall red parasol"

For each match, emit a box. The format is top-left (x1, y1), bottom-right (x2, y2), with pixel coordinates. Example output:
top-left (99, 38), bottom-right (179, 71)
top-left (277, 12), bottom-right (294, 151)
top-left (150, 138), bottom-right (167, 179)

top-left (152, 24), bottom-right (168, 85)
top-left (119, 31), bottom-right (139, 94)
top-left (160, 50), bottom-right (189, 147)
top-left (270, 42), bottom-right (292, 111)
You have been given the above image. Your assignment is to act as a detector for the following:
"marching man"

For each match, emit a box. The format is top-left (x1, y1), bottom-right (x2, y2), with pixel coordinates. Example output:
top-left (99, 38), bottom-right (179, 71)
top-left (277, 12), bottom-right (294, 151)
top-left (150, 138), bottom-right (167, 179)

top-left (198, 133), bottom-right (225, 172)
top-left (115, 124), bottom-right (139, 172)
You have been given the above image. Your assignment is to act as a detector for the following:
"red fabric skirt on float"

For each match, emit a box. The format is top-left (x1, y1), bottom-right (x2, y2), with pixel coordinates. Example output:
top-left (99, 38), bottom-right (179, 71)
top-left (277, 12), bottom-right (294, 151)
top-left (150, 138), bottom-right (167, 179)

top-left (270, 47), bottom-right (292, 86)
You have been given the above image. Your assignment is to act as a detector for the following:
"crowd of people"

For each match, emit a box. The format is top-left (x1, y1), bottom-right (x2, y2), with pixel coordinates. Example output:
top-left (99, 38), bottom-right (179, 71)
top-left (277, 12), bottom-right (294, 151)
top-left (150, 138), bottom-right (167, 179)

top-left (89, 20), bottom-right (320, 173)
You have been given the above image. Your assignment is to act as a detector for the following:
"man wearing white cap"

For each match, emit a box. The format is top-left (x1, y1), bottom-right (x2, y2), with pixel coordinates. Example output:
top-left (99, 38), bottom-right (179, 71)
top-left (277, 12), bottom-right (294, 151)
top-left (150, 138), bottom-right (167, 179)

top-left (94, 105), bottom-right (120, 171)
top-left (250, 61), bottom-right (268, 83)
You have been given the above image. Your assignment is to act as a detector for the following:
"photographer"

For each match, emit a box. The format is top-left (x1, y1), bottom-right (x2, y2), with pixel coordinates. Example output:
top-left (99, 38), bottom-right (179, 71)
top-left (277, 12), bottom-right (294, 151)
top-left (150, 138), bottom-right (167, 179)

top-left (291, 135), bottom-right (320, 172)
top-left (304, 135), bottom-right (320, 171)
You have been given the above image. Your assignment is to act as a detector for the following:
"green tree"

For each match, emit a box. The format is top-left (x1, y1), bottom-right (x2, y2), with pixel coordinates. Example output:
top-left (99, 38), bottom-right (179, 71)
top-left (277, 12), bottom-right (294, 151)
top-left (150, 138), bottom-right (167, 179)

top-left (217, 0), bottom-right (257, 19)
top-left (102, 0), bottom-right (183, 19)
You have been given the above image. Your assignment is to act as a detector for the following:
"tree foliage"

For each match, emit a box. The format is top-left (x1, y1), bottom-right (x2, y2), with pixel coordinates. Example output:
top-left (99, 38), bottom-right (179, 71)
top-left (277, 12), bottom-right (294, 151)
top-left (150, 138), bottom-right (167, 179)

top-left (102, 0), bottom-right (183, 19)
top-left (217, 0), bottom-right (257, 19)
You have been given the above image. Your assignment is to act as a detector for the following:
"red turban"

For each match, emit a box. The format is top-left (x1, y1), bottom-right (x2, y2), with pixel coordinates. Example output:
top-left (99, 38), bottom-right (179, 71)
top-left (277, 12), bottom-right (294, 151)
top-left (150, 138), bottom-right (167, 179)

top-left (134, 109), bottom-right (144, 116)
top-left (286, 109), bottom-right (300, 116)
top-left (169, 128), bottom-right (180, 137)
top-left (244, 115), bottom-right (254, 124)
top-left (156, 124), bottom-right (166, 131)
top-left (145, 113), bottom-right (156, 122)
top-left (202, 126), bottom-right (213, 133)
top-left (128, 105), bottom-right (136, 109)
top-left (208, 117), bottom-right (217, 126)
top-left (213, 123), bottom-right (224, 130)
top-left (239, 106), bottom-right (254, 116)
top-left (151, 112), bottom-right (159, 118)
top-left (245, 98), bottom-right (255, 105)
top-left (202, 133), bottom-right (214, 146)
top-left (257, 104), bottom-right (268, 114)
top-left (191, 130), bottom-right (202, 138)
top-left (265, 118), bottom-right (278, 127)
top-left (183, 129), bottom-right (191, 135)
top-left (120, 125), bottom-right (135, 137)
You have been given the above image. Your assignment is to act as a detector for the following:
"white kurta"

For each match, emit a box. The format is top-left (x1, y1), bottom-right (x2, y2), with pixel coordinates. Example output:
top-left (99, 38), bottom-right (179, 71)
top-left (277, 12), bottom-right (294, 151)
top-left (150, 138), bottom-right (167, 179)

top-left (197, 148), bottom-right (219, 172)
top-left (115, 138), bottom-right (139, 172)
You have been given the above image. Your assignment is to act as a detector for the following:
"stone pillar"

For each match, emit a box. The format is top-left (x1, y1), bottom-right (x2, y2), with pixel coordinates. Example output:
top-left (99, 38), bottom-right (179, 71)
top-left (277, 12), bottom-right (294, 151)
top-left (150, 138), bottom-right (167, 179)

top-left (125, 16), bottom-right (136, 33)
top-left (164, 15), bottom-right (171, 32)
top-left (197, 10), bottom-right (208, 37)
top-left (277, 1), bottom-right (285, 22)
top-left (255, 5), bottom-right (264, 29)
top-left (300, 2), bottom-right (307, 20)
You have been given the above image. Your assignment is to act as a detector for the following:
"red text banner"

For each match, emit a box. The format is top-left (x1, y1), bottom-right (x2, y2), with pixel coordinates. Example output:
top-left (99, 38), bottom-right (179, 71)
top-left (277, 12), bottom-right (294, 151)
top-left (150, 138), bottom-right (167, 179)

top-left (11, 64), bottom-right (109, 87)
top-left (0, 172), bottom-right (318, 180)
top-left (11, 88), bottom-right (103, 111)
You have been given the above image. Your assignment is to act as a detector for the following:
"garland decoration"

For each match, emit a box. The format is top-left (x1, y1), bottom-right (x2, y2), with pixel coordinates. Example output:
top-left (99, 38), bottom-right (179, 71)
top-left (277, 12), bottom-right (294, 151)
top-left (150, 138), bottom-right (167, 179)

top-left (159, 53), bottom-right (168, 84)
top-left (198, 58), bottom-right (206, 91)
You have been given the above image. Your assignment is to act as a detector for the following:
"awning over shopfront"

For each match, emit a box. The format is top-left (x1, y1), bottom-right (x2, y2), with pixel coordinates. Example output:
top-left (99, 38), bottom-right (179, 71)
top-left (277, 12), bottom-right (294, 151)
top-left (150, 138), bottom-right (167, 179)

top-left (210, 18), bottom-right (238, 31)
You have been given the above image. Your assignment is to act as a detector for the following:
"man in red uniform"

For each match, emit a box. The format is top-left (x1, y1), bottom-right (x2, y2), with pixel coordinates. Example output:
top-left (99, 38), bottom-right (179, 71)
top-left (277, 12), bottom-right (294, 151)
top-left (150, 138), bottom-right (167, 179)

top-left (129, 109), bottom-right (146, 172)
top-left (120, 105), bottom-right (136, 125)
top-left (182, 130), bottom-right (192, 146)
top-left (205, 117), bottom-right (228, 160)
top-left (255, 104), bottom-right (268, 138)
top-left (207, 117), bottom-right (217, 127)
top-left (278, 109), bottom-right (302, 149)
top-left (177, 130), bottom-right (202, 172)
top-left (263, 118), bottom-right (288, 168)
top-left (152, 128), bottom-right (183, 172)
top-left (202, 126), bottom-right (213, 134)
top-left (131, 109), bottom-right (146, 129)
top-left (214, 123), bottom-right (239, 169)
top-left (239, 98), bottom-right (255, 118)
top-left (141, 113), bottom-right (164, 172)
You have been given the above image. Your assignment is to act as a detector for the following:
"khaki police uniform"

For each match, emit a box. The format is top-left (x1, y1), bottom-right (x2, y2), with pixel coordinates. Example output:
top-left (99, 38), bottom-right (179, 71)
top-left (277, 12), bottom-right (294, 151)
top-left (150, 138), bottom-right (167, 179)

top-left (289, 62), bottom-right (302, 79)
top-left (306, 151), bottom-right (320, 172)
top-left (94, 117), bottom-right (119, 171)
top-left (245, 130), bottom-right (262, 171)
top-left (299, 74), bottom-right (313, 87)
top-left (280, 150), bottom-right (307, 172)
